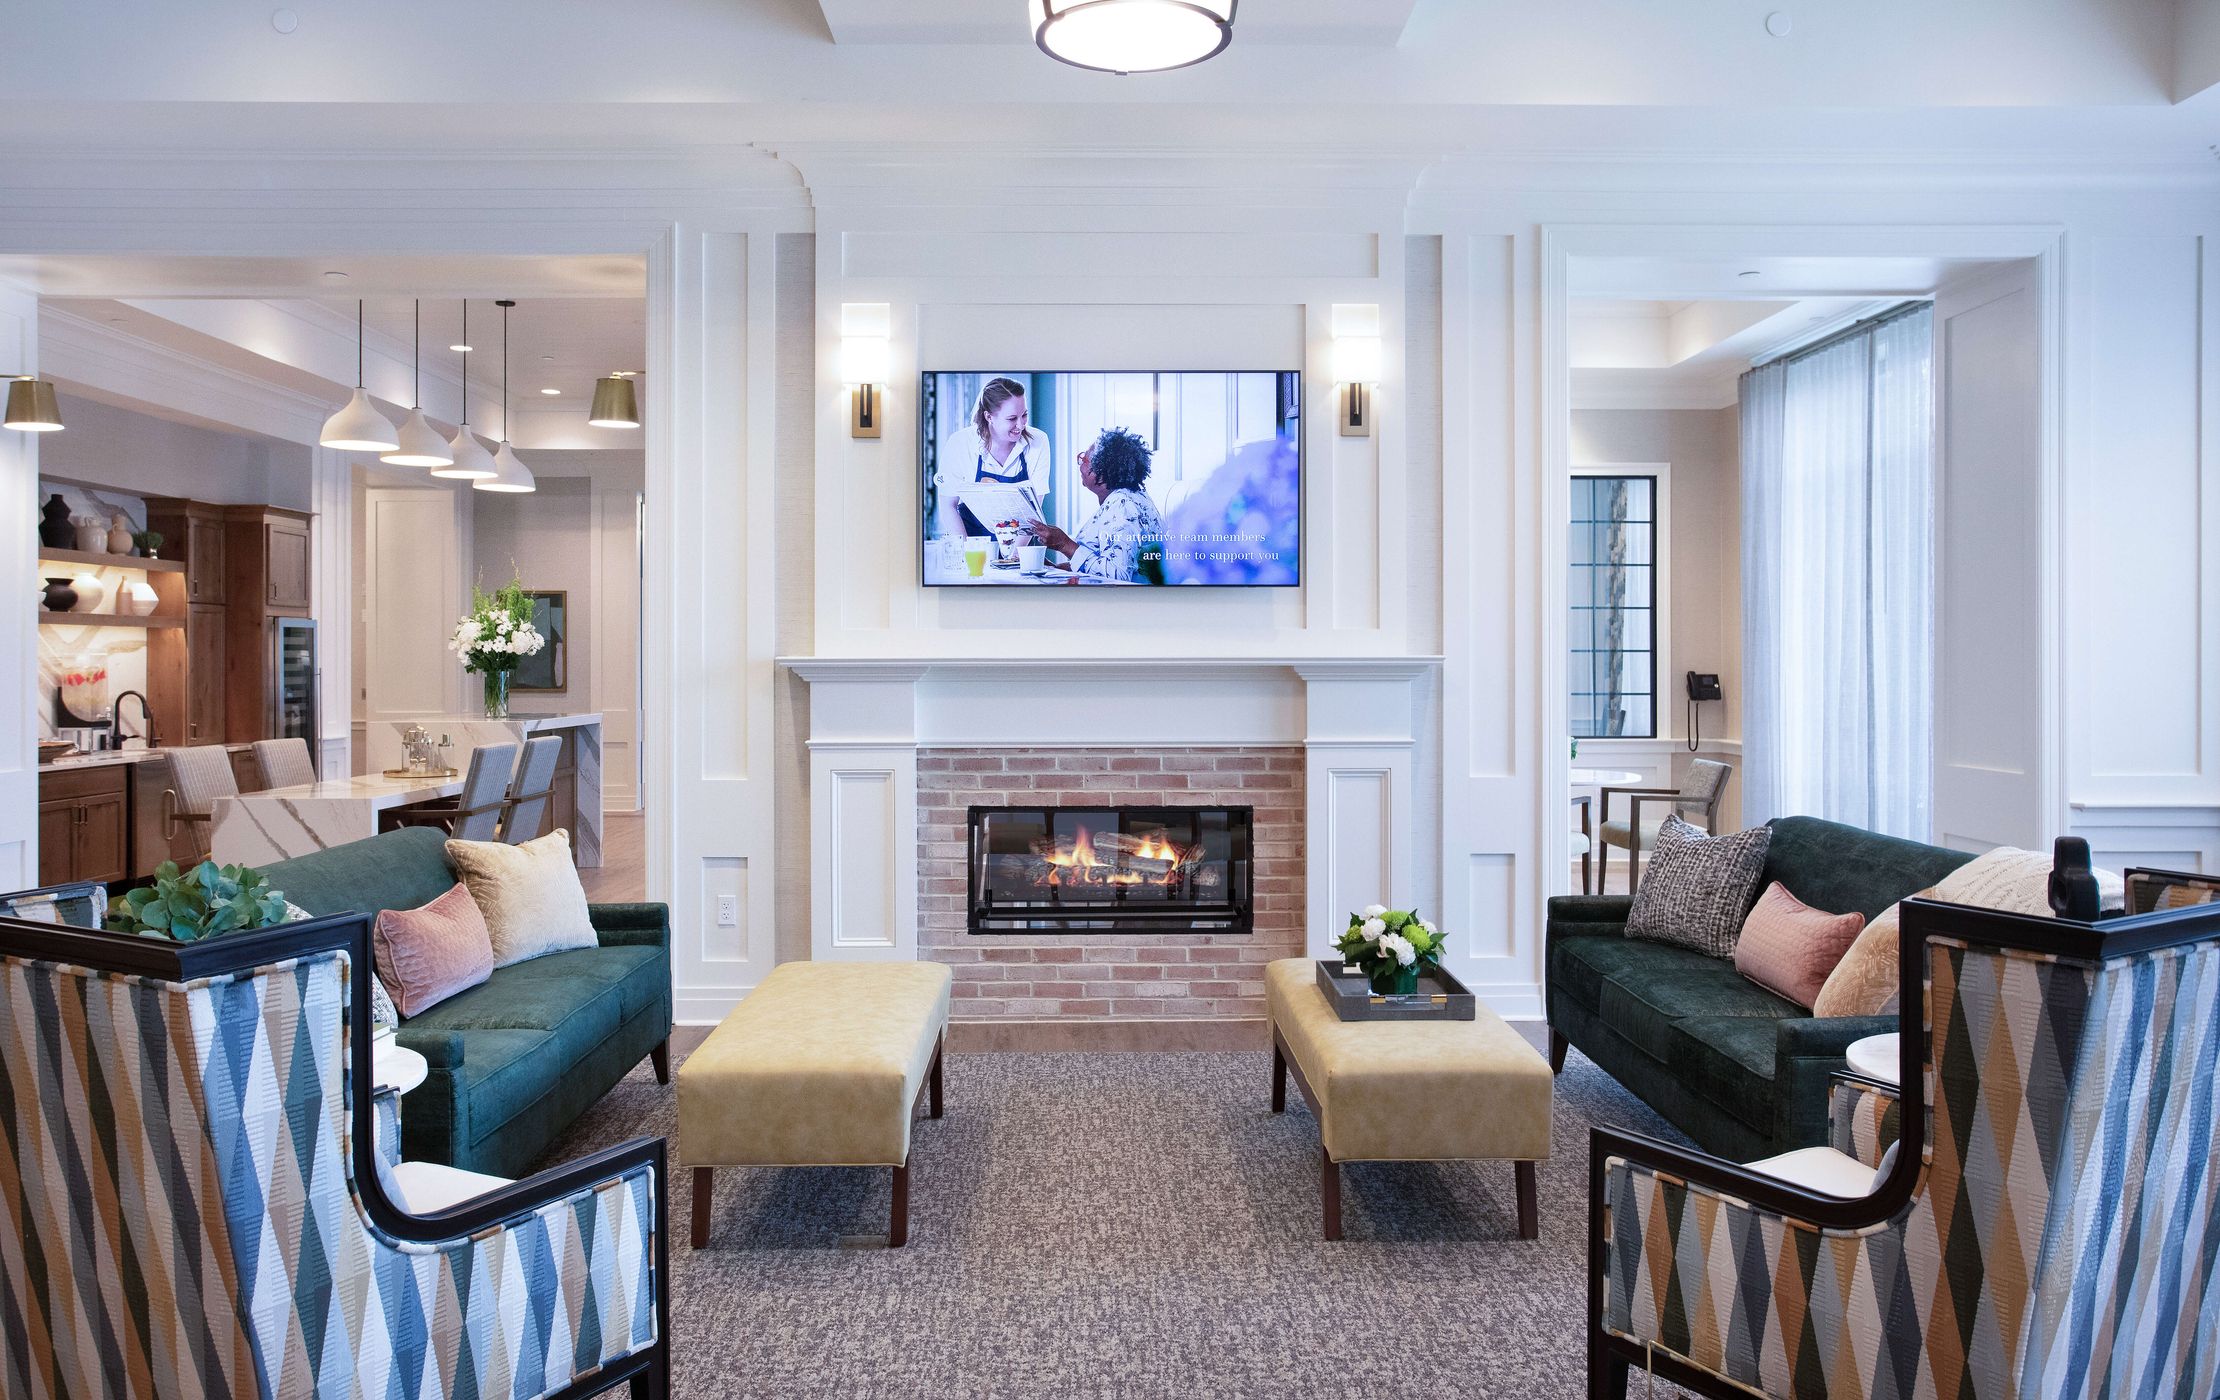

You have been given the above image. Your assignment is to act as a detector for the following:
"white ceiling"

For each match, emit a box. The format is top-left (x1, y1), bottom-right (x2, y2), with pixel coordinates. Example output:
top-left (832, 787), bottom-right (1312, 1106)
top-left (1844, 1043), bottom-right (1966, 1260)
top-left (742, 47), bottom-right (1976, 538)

top-left (1567, 255), bottom-right (2018, 302)
top-left (815, 0), bottom-right (1421, 46)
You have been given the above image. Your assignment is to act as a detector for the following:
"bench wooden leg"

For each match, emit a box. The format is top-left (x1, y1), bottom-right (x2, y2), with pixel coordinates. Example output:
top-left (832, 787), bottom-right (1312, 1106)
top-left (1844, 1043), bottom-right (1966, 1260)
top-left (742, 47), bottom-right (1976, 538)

top-left (690, 1167), bottom-right (713, 1249)
top-left (1549, 1029), bottom-right (1568, 1075)
top-left (1271, 1038), bottom-right (1287, 1113)
top-left (928, 1033), bottom-right (944, 1120)
top-left (889, 1162), bottom-right (910, 1248)
top-left (650, 1038), bottom-right (671, 1085)
top-left (1516, 1160), bottom-right (1539, 1240)
top-left (1321, 1148), bottom-right (1342, 1241)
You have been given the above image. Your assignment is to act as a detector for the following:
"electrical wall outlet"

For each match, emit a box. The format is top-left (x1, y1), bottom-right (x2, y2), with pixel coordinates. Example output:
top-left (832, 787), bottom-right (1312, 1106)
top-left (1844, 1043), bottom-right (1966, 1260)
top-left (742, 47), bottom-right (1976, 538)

top-left (716, 894), bottom-right (739, 927)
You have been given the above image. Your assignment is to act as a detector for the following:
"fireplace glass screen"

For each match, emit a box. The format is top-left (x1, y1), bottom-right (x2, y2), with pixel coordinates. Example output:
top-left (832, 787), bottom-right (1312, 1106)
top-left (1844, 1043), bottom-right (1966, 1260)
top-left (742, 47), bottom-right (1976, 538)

top-left (968, 805), bottom-right (1253, 934)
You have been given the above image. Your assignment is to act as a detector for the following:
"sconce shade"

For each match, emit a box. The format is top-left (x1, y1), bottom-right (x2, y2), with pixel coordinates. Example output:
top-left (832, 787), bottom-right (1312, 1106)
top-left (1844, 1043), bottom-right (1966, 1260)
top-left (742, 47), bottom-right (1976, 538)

top-left (434, 427), bottom-right (499, 480)
top-left (588, 375), bottom-right (641, 428)
top-left (382, 406), bottom-right (454, 468)
top-left (1332, 334), bottom-right (1382, 385)
top-left (840, 334), bottom-right (889, 386)
top-left (4, 378), bottom-right (63, 432)
top-left (474, 441), bottom-right (537, 493)
top-left (319, 386), bottom-right (400, 453)
top-left (1034, 0), bottom-right (1235, 74)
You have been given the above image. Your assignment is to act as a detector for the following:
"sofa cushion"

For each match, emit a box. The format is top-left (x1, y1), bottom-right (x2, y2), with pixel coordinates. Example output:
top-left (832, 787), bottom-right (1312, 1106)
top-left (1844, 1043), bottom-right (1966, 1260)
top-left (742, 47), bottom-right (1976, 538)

top-left (1559, 936), bottom-right (1801, 1062)
top-left (1665, 1015), bottom-right (1785, 1133)
top-left (373, 881), bottom-right (495, 1018)
top-left (439, 1027), bottom-right (570, 1147)
top-left (447, 830), bottom-right (599, 967)
top-left (1760, 816), bottom-right (1973, 921)
top-left (401, 944), bottom-right (660, 1047)
top-left (1625, 815), bottom-right (1772, 958)
top-left (1734, 883), bottom-right (1865, 1010)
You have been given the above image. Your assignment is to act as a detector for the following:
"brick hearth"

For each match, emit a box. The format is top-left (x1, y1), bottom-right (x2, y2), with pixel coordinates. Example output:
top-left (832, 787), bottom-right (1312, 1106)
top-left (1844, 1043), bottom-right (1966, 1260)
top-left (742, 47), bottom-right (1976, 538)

top-left (916, 746), bottom-right (1304, 1024)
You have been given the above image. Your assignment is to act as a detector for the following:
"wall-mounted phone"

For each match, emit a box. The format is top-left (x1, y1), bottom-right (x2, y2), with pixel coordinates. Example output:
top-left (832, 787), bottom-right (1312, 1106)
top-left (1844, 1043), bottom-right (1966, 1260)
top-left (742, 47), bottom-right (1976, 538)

top-left (1685, 672), bottom-right (1723, 751)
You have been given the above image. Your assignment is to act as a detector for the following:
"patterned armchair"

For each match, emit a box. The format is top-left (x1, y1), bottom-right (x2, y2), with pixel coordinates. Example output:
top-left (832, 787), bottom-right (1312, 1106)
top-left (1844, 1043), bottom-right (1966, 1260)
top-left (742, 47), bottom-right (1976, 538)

top-left (1588, 881), bottom-right (2220, 1398)
top-left (0, 903), bottom-right (670, 1400)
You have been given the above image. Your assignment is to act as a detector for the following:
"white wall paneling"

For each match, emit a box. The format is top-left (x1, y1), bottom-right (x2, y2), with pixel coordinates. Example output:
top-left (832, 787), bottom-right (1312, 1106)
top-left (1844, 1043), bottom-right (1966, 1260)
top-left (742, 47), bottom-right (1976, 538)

top-left (309, 446), bottom-right (352, 778)
top-left (0, 283), bottom-right (40, 886)
top-left (362, 485), bottom-right (469, 728)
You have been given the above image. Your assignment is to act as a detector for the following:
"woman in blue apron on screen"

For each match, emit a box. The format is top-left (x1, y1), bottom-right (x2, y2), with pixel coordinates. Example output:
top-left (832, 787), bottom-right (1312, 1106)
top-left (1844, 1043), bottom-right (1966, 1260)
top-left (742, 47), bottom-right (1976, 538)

top-left (933, 376), bottom-right (1052, 542)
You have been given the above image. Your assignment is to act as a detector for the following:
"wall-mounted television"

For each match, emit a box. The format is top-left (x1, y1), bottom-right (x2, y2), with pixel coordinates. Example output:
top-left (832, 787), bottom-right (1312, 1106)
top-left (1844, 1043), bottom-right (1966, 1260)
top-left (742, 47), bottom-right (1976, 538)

top-left (920, 370), bottom-right (1301, 587)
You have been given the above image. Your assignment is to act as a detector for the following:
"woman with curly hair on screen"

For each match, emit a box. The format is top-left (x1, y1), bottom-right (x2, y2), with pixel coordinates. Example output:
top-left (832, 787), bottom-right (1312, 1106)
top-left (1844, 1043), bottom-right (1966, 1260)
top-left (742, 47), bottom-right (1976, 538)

top-left (1024, 427), bottom-right (1165, 584)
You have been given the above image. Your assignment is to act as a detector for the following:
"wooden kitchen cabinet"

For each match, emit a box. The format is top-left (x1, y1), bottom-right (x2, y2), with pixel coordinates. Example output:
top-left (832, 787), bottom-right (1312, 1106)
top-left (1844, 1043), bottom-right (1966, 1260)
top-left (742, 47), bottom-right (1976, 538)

top-left (38, 765), bottom-right (131, 887)
top-left (222, 506), bottom-right (314, 743)
top-left (186, 602), bottom-right (226, 742)
top-left (147, 498), bottom-right (227, 604)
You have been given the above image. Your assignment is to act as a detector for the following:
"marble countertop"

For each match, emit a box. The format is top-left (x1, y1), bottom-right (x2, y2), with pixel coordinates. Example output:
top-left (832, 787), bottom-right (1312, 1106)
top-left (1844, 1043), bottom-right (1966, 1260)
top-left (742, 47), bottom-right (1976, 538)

top-left (393, 712), bottom-right (600, 731)
top-left (236, 772), bottom-right (463, 809)
top-left (38, 741), bottom-right (257, 772)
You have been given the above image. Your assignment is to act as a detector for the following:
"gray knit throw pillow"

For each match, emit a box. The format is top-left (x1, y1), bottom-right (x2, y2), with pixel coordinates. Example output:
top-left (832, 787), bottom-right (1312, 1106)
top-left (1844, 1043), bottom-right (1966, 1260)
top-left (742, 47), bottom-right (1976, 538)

top-left (1624, 814), bottom-right (1772, 959)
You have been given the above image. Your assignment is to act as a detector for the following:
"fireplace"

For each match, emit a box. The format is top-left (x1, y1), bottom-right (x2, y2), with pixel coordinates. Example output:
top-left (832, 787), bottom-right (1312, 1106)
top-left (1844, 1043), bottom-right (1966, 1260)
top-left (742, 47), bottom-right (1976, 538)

top-left (967, 804), bottom-right (1254, 934)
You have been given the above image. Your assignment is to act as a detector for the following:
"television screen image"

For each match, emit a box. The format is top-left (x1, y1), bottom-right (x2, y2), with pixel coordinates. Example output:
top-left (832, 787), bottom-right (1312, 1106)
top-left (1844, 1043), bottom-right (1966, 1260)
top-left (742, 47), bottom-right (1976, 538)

top-left (920, 370), bottom-right (1301, 587)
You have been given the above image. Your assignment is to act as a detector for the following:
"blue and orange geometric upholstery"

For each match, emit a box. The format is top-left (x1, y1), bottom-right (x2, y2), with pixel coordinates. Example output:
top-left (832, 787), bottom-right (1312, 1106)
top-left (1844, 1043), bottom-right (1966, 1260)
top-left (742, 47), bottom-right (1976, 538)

top-left (1590, 891), bottom-right (2220, 1399)
top-left (0, 909), bottom-right (669, 1400)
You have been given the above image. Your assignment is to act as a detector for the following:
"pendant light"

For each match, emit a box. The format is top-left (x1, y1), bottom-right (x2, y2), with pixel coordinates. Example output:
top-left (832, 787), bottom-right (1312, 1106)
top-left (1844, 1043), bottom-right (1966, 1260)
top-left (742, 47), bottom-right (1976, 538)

top-left (3, 376), bottom-right (64, 432)
top-left (588, 373), bottom-right (641, 429)
top-left (1032, 0), bottom-right (1235, 75)
top-left (381, 300), bottom-right (455, 467)
top-left (319, 299), bottom-right (401, 452)
top-left (433, 300), bottom-right (498, 480)
top-left (476, 299), bottom-right (536, 494)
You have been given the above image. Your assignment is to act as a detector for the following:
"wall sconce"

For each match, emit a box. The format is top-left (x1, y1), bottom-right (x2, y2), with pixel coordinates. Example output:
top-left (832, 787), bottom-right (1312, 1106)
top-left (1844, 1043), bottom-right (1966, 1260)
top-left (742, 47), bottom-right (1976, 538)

top-left (4, 376), bottom-right (65, 433)
top-left (1332, 334), bottom-right (1380, 438)
top-left (841, 333), bottom-right (888, 439)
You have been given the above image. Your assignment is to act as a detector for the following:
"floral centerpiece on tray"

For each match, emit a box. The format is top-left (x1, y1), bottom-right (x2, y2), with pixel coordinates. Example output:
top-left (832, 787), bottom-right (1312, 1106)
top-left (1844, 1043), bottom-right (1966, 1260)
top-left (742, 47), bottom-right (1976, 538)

top-left (1336, 903), bottom-right (1444, 996)
top-left (448, 573), bottom-right (544, 719)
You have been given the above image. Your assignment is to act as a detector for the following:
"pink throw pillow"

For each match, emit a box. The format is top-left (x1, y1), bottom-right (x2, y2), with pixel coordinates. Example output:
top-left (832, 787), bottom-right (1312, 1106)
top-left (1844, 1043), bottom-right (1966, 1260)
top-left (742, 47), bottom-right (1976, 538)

top-left (373, 882), bottom-right (495, 1018)
top-left (1733, 882), bottom-right (1866, 1010)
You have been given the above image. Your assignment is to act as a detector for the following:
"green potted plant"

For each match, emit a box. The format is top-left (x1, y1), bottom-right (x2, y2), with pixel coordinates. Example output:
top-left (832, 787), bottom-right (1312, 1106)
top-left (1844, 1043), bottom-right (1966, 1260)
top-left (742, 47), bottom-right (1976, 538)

top-left (106, 859), bottom-right (291, 941)
top-left (1335, 903), bottom-right (1444, 996)
top-left (132, 528), bottom-right (164, 559)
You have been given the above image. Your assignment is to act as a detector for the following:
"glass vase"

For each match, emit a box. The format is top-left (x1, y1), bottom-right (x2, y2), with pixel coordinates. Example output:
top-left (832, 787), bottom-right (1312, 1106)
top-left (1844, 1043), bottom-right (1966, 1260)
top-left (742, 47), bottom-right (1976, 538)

top-left (482, 670), bottom-right (510, 719)
top-left (1369, 963), bottom-right (1420, 997)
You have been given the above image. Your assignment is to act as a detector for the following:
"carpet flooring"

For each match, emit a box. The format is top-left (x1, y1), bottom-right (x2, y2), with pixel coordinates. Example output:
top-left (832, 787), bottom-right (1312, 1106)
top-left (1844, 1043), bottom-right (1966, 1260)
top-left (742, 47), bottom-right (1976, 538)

top-left (540, 1047), bottom-right (1698, 1399)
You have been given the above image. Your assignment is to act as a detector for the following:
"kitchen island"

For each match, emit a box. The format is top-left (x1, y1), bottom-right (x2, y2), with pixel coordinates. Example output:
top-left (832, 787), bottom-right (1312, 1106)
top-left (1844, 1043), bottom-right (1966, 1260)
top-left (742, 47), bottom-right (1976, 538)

top-left (364, 712), bottom-right (603, 865)
top-left (209, 771), bottom-right (466, 866)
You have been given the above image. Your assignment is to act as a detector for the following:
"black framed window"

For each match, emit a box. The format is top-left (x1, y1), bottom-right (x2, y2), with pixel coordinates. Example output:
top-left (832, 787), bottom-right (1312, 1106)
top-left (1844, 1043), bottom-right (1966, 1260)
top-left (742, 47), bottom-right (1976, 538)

top-left (1569, 475), bottom-right (1657, 739)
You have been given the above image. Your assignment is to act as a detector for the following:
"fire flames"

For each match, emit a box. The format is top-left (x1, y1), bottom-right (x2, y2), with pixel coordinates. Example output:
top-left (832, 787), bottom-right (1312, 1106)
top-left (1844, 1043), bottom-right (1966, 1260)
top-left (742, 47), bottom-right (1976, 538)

top-left (1035, 825), bottom-right (1196, 889)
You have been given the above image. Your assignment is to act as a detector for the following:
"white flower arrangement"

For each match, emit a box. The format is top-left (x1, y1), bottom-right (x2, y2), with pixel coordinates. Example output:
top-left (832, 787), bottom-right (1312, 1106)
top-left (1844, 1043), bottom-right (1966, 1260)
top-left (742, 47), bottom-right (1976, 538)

top-left (449, 574), bottom-right (546, 677)
top-left (1335, 903), bottom-right (1445, 993)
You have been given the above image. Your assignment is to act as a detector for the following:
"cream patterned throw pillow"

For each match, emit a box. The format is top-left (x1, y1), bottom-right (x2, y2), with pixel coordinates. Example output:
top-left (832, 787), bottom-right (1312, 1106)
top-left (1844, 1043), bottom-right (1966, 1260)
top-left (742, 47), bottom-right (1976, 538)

top-left (1624, 814), bottom-right (1773, 959)
top-left (445, 830), bottom-right (599, 968)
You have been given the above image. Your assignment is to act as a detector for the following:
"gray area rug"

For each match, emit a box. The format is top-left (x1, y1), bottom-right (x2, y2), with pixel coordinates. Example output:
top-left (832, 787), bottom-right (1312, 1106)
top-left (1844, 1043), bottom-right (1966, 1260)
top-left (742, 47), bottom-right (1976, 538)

top-left (542, 1048), bottom-right (1697, 1399)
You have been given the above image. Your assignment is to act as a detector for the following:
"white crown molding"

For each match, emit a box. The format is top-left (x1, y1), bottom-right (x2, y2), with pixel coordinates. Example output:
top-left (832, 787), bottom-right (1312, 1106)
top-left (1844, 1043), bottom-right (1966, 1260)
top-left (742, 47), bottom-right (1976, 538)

top-left (781, 655), bottom-right (1442, 683)
top-left (39, 305), bottom-right (330, 443)
top-left (1413, 148), bottom-right (2220, 200)
top-left (766, 142), bottom-right (1442, 205)
top-left (1570, 380), bottom-right (1739, 412)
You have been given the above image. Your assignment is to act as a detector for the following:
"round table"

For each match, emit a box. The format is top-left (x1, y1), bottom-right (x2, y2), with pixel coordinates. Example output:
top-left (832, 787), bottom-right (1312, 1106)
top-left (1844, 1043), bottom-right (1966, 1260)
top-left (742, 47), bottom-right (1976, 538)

top-left (1570, 767), bottom-right (1643, 788)
top-left (1845, 1032), bottom-right (1900, 1086)
top-left (374, 1036), bottom-right (428, 1096)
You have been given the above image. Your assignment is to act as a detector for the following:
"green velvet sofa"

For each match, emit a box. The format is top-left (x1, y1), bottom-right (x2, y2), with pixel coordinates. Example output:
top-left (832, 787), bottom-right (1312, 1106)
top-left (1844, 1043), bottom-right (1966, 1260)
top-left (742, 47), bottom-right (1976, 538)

top-left (265, 826), bottom-right (673, 1178)
top-left (1545, 815), bottom-right (1972, 1162)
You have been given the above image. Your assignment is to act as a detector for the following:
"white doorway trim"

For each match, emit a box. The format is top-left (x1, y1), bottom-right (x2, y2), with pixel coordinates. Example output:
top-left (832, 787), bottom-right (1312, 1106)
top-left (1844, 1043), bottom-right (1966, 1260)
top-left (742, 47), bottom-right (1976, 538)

top-left (1539, 224), bottom-right (2065, 888)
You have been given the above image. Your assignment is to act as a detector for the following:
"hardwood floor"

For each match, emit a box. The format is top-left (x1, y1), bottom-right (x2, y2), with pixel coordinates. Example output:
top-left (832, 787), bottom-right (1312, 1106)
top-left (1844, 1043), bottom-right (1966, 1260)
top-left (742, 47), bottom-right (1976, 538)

top-left (580, 811), bottom-right (646, 904)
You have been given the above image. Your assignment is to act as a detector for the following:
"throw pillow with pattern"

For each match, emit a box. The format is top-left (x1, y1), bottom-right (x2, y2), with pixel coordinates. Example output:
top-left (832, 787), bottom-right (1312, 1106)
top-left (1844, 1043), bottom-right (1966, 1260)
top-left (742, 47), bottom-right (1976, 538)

top-left (1624, 814), bottom-right (1773, 959)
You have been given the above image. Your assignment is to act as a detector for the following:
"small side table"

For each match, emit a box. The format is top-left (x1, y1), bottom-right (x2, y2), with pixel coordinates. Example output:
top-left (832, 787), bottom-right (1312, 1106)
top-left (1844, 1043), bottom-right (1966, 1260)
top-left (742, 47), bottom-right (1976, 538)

top-left (371, 1033), bottom-right (427, 1166)
top-left (1844, 1032), bottom-right (1900, 1086)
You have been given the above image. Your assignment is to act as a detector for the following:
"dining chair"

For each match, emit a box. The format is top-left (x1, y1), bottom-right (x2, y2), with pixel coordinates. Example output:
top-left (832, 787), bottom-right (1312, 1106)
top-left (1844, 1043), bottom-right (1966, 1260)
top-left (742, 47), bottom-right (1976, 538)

top-left (160, 743), bottom-right (241, 858)
top-left (382, 741), bottom-right (517, 842)
top-left (1570, 794), bottom-right (1595, 895)
top-left (1597, 758), bottom-right (1732, 896)
top-left (250, 735), bottom-right (317, 789)
top-left (502, 733), bottom-right (563, 843)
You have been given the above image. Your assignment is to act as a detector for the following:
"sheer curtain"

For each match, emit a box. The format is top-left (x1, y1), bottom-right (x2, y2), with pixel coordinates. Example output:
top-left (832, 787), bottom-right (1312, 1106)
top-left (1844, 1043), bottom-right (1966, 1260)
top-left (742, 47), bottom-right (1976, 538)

top-left (1740, 305), bottom-right (1934, 838)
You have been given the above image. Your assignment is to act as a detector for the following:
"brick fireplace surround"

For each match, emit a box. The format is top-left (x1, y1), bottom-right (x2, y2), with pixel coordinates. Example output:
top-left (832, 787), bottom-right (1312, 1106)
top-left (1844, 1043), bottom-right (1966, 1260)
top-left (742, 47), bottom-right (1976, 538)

top-left (918, 747), bottom-right (1304, 1042)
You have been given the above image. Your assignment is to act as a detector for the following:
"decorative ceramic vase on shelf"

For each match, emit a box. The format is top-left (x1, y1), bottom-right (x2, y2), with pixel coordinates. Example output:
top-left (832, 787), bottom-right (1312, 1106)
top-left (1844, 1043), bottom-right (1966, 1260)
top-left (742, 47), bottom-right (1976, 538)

top-left (120, 577), bottom-right (158, 617)
top-left (38, 495), bottom-right (72, 550)
top-left (41, 578), bottom-right (76, 613)
top-left (73, 518), bottom-right (107, 554)
top-left (482, 670), bottom-right (510, 720)
top-left (69, 572), bottom-right (108, 614)
top-left (107, 514), bottom-right (134, 555)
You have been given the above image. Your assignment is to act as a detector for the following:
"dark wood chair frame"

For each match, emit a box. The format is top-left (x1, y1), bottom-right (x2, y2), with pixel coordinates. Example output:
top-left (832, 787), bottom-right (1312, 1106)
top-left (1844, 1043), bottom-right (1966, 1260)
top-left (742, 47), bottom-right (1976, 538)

top-left (1571, 793), bottom-right (1594, 895)
top-left (1271, 1025), bottom-right (1539, 1242)
top-left (690, 1030), bottom-right (945, 1251)
top-left (1596, 783), bottom-right (1726, 896)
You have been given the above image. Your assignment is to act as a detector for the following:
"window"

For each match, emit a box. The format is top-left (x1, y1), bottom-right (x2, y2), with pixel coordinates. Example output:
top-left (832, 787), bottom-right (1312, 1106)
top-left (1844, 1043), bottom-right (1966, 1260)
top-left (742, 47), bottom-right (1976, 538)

top-left (1568, 474), bottom-right (1657, 739)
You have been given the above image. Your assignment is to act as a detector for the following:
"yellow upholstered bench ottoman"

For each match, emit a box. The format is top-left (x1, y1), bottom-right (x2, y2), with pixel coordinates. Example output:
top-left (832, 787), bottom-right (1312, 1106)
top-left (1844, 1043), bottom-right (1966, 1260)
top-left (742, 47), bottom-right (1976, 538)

top-left (1265, 957), bottom-right (1553, 1240)
top-left (679, 960), bottom-right (952, 1247)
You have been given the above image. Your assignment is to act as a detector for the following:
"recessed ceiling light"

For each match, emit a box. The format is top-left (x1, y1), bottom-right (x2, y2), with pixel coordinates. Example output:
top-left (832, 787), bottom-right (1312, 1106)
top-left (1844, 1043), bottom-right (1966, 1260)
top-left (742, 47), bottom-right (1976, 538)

top-left (541, 355), bottom-right (555, 363)
top-left (322, 270), bottom-right (350, 283)
top-left (450, 344), bottom-right (472, 353)
top-left (540, 388), bottom-right (561, 396)
top-left (1738, 269), bottom-right (1762, 278)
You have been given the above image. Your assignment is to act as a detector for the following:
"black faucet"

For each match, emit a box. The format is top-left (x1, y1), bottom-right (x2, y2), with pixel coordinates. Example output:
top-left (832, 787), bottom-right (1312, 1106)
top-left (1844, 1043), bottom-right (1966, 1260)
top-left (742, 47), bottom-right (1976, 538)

top-left (113, 690), bottom-right (158, 749)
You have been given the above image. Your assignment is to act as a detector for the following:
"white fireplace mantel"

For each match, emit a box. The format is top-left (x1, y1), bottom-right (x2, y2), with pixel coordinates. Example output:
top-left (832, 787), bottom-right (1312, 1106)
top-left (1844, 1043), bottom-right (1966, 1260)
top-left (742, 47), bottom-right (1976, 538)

top-left (780, 655), bottom-right (1441, 964)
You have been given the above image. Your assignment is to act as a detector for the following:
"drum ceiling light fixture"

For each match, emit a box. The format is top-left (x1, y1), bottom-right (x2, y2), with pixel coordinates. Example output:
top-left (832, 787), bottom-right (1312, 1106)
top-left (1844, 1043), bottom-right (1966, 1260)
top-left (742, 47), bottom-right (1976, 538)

top-left (1032, 0), bottom-right (1235, 75)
